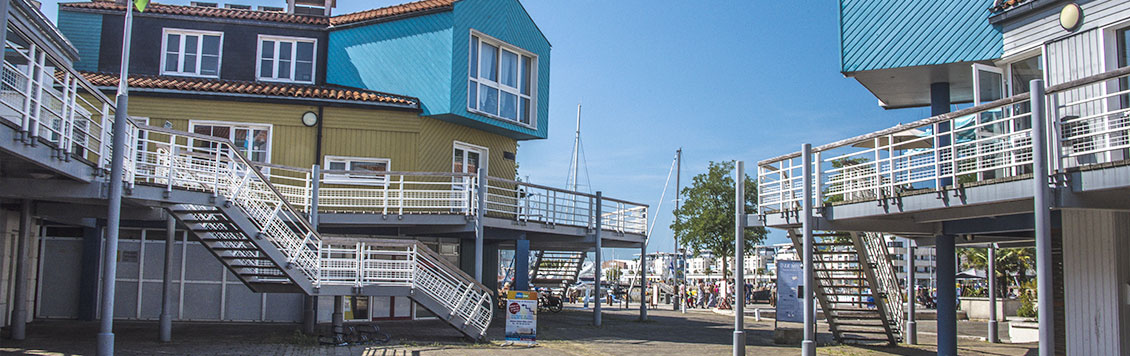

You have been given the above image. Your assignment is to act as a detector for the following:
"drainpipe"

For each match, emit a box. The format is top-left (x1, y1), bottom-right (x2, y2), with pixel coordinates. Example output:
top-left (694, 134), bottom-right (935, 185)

top-left (314, 106), bottom-right (324, 164)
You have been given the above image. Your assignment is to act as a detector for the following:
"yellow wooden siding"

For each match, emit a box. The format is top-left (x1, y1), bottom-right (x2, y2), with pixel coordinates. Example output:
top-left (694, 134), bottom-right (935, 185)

top-left (418, 117), bottom-right (517, 179)
top-left (119, 96), bottom-right (517, 180)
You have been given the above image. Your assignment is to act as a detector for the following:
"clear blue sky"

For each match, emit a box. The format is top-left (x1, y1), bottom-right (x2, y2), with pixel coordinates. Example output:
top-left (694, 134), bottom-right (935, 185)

top-left (39, 0), bottom-right (933, 258)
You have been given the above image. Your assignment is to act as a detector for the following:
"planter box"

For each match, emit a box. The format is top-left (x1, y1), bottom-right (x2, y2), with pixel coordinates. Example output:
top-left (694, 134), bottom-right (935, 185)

top-left (1008, 320), bottom-right (1039, 343)
top-left (959, 297), bottom-right (1020, 320)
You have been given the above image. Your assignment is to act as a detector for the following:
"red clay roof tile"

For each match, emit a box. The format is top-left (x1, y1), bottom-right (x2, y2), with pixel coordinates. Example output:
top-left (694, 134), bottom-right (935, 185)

top-left (79, 71), bottom-right (418, 107)
top-left (60, 0), bottom-right (457, 27)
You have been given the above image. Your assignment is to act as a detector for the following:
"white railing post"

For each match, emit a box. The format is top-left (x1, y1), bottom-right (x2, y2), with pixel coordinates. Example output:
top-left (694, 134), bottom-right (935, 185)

top-left (814, 151), bottom-right (823, 214)
top-left (60, 74), bottom-right (74, 158)
top-left (98, 103), bottom-right (110, 171)
top-left (212, 145), bottom-right (222, 197)
top-left (397, 175), bottom-right (405, 215)
top-left (166, 133), bottom-right (176, 192)
top-left (18, 44), bottom-right (36, 141)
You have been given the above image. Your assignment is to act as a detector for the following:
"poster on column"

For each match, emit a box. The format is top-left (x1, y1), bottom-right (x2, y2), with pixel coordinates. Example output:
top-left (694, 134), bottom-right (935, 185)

top-left (505, 290), bottom-right (537, 343)
top-left (776, 260), bottom-right (803, 323)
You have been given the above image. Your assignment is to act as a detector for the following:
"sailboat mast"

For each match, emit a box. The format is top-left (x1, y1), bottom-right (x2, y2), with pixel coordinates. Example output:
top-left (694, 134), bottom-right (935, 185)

top-left (571, 103), bottom-right (582, 192)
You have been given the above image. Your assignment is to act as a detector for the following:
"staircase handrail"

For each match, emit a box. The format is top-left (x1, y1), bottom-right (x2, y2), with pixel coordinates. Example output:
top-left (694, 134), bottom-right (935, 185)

top-left (860, 232), bottom-right (905, 337)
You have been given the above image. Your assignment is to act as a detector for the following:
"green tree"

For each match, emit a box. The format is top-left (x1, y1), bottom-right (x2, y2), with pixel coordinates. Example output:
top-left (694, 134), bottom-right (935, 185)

top-left (958, 247), bottom-right (1035, 298)
top-left (671, 161), bottom-right (768, 280)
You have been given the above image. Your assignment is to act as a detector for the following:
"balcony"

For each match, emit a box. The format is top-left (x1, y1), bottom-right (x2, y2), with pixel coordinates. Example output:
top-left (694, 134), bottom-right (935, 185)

top-left (756, 66), bottom-right (1130, 231)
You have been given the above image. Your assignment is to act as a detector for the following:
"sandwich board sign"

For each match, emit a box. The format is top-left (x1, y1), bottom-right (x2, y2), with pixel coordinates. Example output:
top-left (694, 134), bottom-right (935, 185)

top-left (505, 290), bottom-right (537, 344)
top-left (776, 260), bottom-right (803, 323)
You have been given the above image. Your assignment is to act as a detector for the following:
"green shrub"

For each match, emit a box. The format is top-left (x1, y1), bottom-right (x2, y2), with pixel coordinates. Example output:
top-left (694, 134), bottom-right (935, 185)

top-left (1017, 292), bottom-right (1037, 319)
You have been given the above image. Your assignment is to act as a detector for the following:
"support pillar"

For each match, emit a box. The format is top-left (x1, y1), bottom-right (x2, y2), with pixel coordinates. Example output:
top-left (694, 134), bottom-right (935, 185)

top-left (936, 234), bottom-right (957, 356)
top-left (593, 192), bottom-right (602, 327)
top-left (303, 165), bottom-right (320, 335)
top-left (1030, 79), bottom-right (1055, 356)
top-left (158, 214), bottom-right (175, 342)
top-left (332, 296), bottom-right (344, 344)
top-left (475, 168), bottom-right (486, 283)
top-left (988, 243), bottom-right (998, 343)
top-left (640, 240), bottom-right (647, 321)
top-left (9, 200), bottom-right (32, 340)
top-left (905, 238), bottom-right (917, 345)
top-left (801, 144), bottom-right (815, 356)
top-left (733, 161), bottom-right (745, 356)
top-left (515, 237), bottom-right (529, 291)
top-left (77, 220), bottom-right (103, 321)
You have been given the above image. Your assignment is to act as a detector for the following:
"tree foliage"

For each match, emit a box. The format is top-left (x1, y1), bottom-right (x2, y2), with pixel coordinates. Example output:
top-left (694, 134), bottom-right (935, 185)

top-left (671, 161), bottom-right (768, 279)
top-left (958, 247), bottom-right (1035, 297)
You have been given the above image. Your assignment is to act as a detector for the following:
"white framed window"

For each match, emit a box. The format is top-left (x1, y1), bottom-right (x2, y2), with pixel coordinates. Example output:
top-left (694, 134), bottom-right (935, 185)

top-left (188, 120), bottom-right (272, 164)
top-left (324, 155), bottom-right (390, 186)
top-left (257, 35), bottom-right (317, 84)
top-left (161, 28), bottom-right (223, 78)
top-left (467, 31), bottom-right (536, 128)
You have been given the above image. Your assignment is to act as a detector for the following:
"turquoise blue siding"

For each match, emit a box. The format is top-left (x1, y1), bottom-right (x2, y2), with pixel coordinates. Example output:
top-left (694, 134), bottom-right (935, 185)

top-left (451, 0), bottom-right (549, 140)
top-left (840, 0), bottom-right (1003, 73)
top-left (327, 11), bottom-right (454, 115)
top-left (56, 10), bottom-right (102, 72)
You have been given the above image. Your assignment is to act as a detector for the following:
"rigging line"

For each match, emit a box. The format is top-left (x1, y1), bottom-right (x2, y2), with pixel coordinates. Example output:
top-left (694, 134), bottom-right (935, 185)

top-left (578, 137), bottom-right (593, 193)
top-left (646, 151), bottom-right (680, 243)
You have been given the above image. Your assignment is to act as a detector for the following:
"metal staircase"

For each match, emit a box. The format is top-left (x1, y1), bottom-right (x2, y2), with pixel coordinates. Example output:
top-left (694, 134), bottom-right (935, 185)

top-left (787, 231), bottom-right (904, 345)
top-left (138, 125), bottom-right (494, 339)
top-left (530, 251), bottom-right (586, 289)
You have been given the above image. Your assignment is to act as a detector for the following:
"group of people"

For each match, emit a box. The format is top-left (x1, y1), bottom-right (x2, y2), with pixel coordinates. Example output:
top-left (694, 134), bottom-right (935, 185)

top-left (680, 281), bottom-right (771, 310)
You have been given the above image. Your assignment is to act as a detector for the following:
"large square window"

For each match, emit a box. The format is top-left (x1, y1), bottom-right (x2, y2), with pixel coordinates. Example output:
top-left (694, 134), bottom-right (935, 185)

top-left (161, 29), bottom-right (222, 78)
top-left (258, 36), bottom-right (316, 84)
top-left (467, 32), bottom-right (535, 127)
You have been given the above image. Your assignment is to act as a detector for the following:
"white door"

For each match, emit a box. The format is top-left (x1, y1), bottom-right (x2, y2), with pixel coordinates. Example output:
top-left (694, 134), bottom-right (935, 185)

top-left (971, 64), bottom-right (1008, 179)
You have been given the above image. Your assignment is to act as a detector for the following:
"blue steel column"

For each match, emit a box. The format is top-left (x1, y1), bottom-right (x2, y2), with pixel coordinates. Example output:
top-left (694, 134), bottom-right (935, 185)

top-left (1030, 79), bottom-right (1054, 356)
top-left (935, 234), bottom-right (957, 356)
top-left (733, 161), bottom-right (746, 356)
top-left (515, 236), bottom-right (529, 291)
top-left (9, 200), bottom-right (31, 340)
top-left (801, 144), bottom-right (815, 356)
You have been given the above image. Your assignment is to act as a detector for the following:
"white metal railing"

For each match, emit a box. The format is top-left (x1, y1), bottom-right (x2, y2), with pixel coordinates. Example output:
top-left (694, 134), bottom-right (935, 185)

top-left (859, 232), bottom-right (905, 339)
top-left (758, 66), bottom-right (1130, 213)
top-left (1, 24), bottom-right (117, 170)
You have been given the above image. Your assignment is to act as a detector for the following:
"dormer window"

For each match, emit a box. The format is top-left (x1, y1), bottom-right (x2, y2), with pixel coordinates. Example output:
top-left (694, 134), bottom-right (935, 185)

top-left (161, 28), bottom-right (223, 78)
top-left (468, 31), bottom-right (536, 127)
top-left (257, 35), bottom-right (316, 84)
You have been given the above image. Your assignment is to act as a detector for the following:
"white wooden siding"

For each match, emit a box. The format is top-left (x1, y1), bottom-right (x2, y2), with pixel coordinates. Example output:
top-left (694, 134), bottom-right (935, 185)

top-left (1061, 209), bottom-right (1129, 356)
top-left (1002, 0), bottom-right (1130, 58)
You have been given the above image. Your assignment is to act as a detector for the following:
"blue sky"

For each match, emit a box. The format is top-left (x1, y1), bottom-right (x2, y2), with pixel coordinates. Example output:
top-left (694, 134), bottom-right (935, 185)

top-left (39, 0), bottom-right (934, 258)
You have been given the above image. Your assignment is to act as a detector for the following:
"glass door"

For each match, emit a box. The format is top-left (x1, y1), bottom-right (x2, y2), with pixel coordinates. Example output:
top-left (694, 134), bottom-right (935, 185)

top-left (453, 142), bottom-right (487, 213)
top-left (972, 64), bottom-right (1007, 179)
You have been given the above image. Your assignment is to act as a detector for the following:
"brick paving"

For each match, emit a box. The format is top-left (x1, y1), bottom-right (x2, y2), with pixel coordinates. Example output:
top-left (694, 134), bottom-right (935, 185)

top-left (2, 304), bottom-right (1037, 355)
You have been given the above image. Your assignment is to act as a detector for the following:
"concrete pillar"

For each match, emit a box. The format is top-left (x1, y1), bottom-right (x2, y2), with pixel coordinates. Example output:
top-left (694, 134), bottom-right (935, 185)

top-left (159, 214), bottom-right (176, 342)
top-left (332, 296), bottom-right (344, 344)
top-left (594, 191), bottom-right (602, 327)
top-left (936, 234), bottom-right (957, 356)
top-left (515, 238), bottom-right (529, 291)
top-left (9, 200), bottom-right (32, 340)
top-left (801, 144), bottom-right (815, 356)
top-left (987, 243), bottom-right (998, 343)
top-left (906, 238), bottom-right (917, 345)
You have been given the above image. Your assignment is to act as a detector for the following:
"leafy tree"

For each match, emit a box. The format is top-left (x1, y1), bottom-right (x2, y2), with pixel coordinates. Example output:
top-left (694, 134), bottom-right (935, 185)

top-left (607, 266), bottom-right (623, 282)
top-left (672, 161), bottom-right (768, 280)
top-left (958, 247), bottom-right (1035, 298)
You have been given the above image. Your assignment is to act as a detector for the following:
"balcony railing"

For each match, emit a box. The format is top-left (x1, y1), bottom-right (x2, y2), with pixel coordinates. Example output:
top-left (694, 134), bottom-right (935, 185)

top-left (758, 66), bottom-right (1130, 213)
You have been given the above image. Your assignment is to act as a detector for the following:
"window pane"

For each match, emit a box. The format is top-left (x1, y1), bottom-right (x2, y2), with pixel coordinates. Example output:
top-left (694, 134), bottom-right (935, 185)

top-left (480, 43), bottom-right (497, 81)
top-left (184, 53), bottom-right (197, 73)
top-left (467, 152), bottom-right (479, 174)
top-left (453, 149), bottom-right (463, 172)
top-left (500, 92), bottom-right (517, 120)
top-left (295, 62), bottom-right (313, 82)
top-left (296, 42), bottom-right (314, 61)
top-left (500, 50), bottom-right (518, 87)
top-left (468, 80), bottom-right (477, 109)
top-left (166, 34), bottom-right (180, 53)
top-left (520, 97), bottom-right (530, 124)
top-left (352, 161), bottom-right (387, 173)
top-left (184, 35), bottom-right (199, 55)
top-left (329, 161), bottom-right (346, 170)
top-left (479, 85), bottom-right (498, 115)
top-left (260, 59), bottom-right (274, 78)
top-left (469, 36), bottom-right (479, 79)
top-left (165, 53), bottom-right (179, 72)
top-left (279, 42), bottom-right (292, 60)
top-left (521, 55), bottom-right (532, 95)
top-left (201, 55), bottom-right (218, 76)
top-left (202, 35), bottom-right (220, 56)
top-left (278, 42), bottom-right (292, 79)
top-left (261, 40), bottom-right (275, 59)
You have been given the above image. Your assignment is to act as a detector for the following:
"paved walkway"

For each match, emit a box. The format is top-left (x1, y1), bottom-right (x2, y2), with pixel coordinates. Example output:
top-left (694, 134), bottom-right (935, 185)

top-left (2, 305), bottom-right (1037, 355)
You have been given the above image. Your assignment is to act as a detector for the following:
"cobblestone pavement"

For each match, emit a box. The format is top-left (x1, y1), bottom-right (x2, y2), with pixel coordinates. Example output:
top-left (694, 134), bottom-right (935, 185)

top-left (2, 304), bottom-right (1038, 355)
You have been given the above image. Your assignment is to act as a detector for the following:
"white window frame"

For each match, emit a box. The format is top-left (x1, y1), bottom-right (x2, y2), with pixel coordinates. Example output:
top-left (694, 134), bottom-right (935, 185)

top-left (467, 30), bottom-right (537, 129)
top-left (187, 120), bottom-right (273, 164)
top-left (256, 35), bottom-right (318, 84)
top-left (160, 28), bottom-right (223, 78)
top-left (323, 155), bottom-right (391, 186)
top-left (452, 141), bottom-right (489, 175)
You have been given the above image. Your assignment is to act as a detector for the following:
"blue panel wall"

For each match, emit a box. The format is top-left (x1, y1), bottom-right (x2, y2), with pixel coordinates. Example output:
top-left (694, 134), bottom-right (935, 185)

top-left (57, 10), bottom-right (102, 72)
top-left (327, 11), bottom-right (454, 115)
top-left (452, 0), bottom-right (549, 140)
top-left (840, 0), bottom-right (1003, 73)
